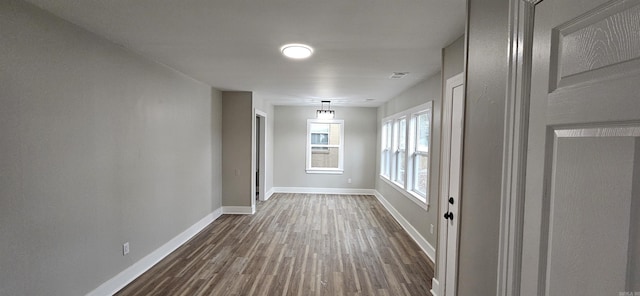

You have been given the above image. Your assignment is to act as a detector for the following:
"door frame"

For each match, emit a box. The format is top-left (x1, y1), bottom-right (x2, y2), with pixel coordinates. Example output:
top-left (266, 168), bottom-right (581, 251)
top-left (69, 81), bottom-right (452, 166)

top-left (253, 109), bottom-right (267, 206)
top-left (497, 1), bottom-right (542, 295)
top-left (433, 72), bottom-right (465, 296)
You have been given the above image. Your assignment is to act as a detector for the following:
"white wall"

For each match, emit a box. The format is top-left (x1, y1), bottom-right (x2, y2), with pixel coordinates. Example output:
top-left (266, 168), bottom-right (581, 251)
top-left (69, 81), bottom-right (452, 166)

top-left (443, 36), bottom-right (465, 89)
top-left (253, 97), bottom-right (275, 196)
top-left (376, 73), bottom-right (442, 247)
top-left (0, 1), bottom-right (221, 295)
top-left (273, 106), bottom-right (377, 189)
top-left (222, 92), bottom-right (253, 208)
top-left (212, 90), bottom-right (223, 210)
top-left (630, 139), bottom-right (640, 290)
top-left (457, 0), bottom-right (509, 294)
top-left (431, 35), bottom-right (465, 281)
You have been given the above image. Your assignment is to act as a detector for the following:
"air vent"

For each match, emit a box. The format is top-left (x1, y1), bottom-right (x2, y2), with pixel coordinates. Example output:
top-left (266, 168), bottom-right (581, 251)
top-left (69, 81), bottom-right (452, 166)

top-left (389, 72), bottom-right (409, 79)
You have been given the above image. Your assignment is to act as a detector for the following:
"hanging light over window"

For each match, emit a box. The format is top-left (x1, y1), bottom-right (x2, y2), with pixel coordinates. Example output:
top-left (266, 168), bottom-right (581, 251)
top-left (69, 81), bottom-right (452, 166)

top-left (316, 100), bottom-right (335, 120)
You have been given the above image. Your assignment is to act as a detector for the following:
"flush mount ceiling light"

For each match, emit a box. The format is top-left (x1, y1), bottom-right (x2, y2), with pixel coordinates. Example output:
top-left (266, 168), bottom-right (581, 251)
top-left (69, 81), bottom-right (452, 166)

top-left (281, 43), bottom-right (313, 59)
top-left (316, 100), bottom-right (335, 120)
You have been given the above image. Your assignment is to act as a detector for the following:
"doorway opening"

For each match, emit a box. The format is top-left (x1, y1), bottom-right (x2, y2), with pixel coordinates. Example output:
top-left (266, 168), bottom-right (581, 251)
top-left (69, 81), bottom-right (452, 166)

top-left (254, 110), bottom-right (267, 204)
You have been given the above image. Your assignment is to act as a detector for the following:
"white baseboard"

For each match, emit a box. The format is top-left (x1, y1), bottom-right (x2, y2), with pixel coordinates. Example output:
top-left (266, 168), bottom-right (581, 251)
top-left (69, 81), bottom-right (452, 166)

top-left (88, 192), bottom-right (435, 296)
top-left (265, 188), bottom-right (275, 200)
top-left (86, 208), bottom-right (223, 296)
top-left (272, 187), bottom-right (376, 195)
top-left (373, 190), bottom-right (436, 262)
top-left (430, 278), bottom-right (440, 296)
top-left (222, 206), bottom-right (254, 215)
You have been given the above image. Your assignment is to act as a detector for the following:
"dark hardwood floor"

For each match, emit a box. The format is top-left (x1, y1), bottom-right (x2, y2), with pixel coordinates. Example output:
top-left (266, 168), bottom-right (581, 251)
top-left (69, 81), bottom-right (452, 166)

top-left (116, 193), bottom-right (434, 296)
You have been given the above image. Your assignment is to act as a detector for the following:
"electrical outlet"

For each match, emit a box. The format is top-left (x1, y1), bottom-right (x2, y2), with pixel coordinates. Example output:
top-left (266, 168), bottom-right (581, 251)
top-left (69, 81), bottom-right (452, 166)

top-left (123, 242), bottom-right (130, 256)
top-left (347, 178), bottom-right (352, 184)
top-left (430, 224), bottom-right (434, 234)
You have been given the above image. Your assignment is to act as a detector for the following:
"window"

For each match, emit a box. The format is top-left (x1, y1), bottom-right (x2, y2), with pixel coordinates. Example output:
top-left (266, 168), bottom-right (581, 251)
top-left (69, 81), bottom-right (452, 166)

top-left (380, 102), bottom-right (433, 207)
top-left (307, 119), bottom-right (344, 174)
top-left (393, 117), bottom-right (407, 186)
top-left (310, 125), bottom-right (329, 151)
top-left (381, 121), bottom-right (392, 177)
top-left (411, 111), bottom-right (430, 197)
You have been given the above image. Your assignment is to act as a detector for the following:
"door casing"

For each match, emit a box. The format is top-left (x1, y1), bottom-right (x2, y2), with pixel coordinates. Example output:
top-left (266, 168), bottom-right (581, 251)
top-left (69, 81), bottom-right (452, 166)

top-left (498, 0), bottom-right (640, 295)
top-left (433, 72), bottom-right (465, 296)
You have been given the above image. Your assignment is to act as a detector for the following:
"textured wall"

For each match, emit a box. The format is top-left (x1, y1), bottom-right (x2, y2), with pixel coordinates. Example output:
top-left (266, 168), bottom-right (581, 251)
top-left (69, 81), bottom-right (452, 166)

top-left (0, 1), bottom-right (219, 295)
top-left (457, 0), bottom-right (509, 294)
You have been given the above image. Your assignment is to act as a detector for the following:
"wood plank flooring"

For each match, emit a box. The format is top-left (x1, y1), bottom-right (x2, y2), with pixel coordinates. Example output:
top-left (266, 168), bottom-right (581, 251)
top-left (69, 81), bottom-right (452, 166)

top-left (116, 193), bottom-right (434, 296)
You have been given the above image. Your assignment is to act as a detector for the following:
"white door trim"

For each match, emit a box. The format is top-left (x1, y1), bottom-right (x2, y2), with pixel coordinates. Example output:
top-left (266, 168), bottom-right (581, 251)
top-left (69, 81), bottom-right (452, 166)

top-left (433, 72), bottom-right (465, 296)
top-left (497, 1), bottom-right (541, 295)
top-left (254, 109), bottom-right (268, 205)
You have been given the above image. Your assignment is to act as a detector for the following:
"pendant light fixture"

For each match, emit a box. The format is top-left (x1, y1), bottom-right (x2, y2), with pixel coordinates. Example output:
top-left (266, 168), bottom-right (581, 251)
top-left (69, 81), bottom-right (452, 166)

top-left (316, 100), bottom-right (335, 120)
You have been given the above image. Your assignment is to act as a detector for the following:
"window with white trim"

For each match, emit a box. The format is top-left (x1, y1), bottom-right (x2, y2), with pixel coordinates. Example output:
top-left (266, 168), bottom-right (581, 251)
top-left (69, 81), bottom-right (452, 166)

top-left (306, 119), bottom-right (344, 174)
top-left (410, 111), bottom-right (430, 197)
top-left (380, 102), bottom-right (433, 206)
top-left (380, 121), bottom-right (392, 178)
top-left (393, 117), bottom-right (407, 186)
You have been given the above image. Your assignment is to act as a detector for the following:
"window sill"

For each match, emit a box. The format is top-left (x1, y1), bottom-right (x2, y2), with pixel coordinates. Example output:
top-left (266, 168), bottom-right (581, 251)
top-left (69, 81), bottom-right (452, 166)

top-left (379, 175), bottom-right (429, 210)
top-left (306, 169), bottom-right (344, 175)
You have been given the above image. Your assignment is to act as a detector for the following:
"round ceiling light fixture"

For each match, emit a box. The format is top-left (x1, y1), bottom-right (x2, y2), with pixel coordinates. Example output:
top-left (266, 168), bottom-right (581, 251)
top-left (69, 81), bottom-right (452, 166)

top-left (281, 43), bottom-right (313, 59)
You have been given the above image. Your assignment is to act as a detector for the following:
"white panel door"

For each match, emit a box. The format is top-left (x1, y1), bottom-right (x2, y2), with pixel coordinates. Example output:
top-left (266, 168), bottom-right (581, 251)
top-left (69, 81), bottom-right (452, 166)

top-left (521, 0), bottom-right (640, 295)
top-left (445, 78), bottom-right (465, 296)
top-left (435, 73), bottom-right (465, 296)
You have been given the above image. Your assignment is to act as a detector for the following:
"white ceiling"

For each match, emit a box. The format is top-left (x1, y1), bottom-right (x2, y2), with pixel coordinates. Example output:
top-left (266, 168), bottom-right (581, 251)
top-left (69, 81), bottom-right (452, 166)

top-left (26, 0), bottom-right (465, 107)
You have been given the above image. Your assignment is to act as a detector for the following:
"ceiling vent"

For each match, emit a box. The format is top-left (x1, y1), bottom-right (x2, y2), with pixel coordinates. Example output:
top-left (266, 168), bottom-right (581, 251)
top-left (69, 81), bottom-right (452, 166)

top-left (389, 72), bottom-right (409, 79)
